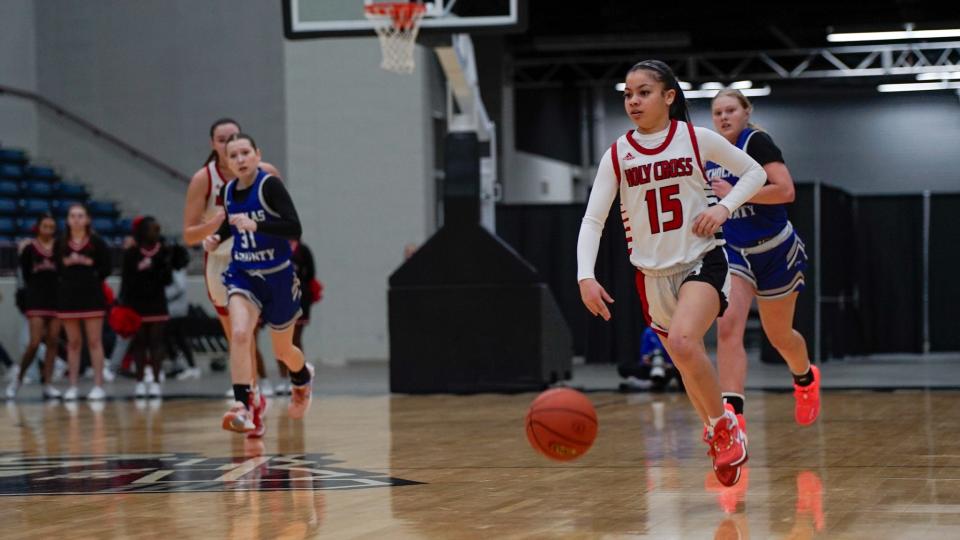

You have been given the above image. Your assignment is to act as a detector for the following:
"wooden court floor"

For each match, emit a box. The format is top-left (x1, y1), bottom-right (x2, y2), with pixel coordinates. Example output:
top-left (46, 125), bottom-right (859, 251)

top-left (1, 390), bottom-right (959, 539)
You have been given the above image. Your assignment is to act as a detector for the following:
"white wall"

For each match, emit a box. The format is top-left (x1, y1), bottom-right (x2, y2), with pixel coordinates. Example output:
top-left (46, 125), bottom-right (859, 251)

top-left (31, 0), bottom-right (286, 233)
top-left (502, 151), bottom-right (577, 203)
top-left (284, 38), bottom-right (436, 362)
top-left (0, 0), bottom-right (38, 155)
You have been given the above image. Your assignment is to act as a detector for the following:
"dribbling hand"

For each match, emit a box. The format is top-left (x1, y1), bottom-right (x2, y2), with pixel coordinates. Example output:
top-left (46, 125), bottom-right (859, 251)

top-left (203, 234), bottom-right (221, 252)
top-left (692, 205), bottom-right (730, 237)
top-left (579, 278), bottom-right (614, 321)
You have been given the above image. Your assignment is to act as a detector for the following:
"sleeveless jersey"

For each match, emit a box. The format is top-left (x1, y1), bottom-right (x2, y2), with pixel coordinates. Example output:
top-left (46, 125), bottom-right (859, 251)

top-left (204, 160), bottom-right (228, 221)
top-left (610, 120), bottom-right (720, 274)
top-left (224, 168), bottom-right (293, 272)
top-left (704, 128), bottom-right (788, 247)
top-left (204, 160), bottom-right (233, 258)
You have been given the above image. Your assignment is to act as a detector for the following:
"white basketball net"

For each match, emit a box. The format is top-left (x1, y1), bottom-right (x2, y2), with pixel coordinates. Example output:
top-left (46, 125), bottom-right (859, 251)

top-left (364, 3), bottom-right (426, 74)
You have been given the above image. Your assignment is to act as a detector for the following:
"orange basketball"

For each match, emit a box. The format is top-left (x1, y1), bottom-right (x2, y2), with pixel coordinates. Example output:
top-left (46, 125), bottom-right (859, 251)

top-left (525, 388), bottom-right (598, 461)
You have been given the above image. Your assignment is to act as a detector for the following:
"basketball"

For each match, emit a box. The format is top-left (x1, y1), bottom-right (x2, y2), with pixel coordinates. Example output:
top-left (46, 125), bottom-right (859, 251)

top-left (525, 388), bottom-right (599, 461)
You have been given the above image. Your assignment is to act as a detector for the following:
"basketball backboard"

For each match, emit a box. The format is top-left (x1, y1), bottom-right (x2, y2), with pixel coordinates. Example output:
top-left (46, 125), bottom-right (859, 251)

top-left (282, 0), bottom-right (525, 39)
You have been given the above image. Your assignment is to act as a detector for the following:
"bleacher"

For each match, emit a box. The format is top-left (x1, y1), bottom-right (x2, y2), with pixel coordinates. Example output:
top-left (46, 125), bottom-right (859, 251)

top-left (0, 144), bottom-right (133, 272)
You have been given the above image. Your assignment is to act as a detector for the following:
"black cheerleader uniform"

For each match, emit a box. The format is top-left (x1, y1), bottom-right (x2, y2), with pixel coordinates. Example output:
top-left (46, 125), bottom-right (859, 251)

top-left (291, 240), bottom-right (316, 326)
top-left (19, 239), bottom-right (59, 318)
top-left (120, 242), bottom-right (172, 322)
top-left (55, 235), bottom-right (112, 319)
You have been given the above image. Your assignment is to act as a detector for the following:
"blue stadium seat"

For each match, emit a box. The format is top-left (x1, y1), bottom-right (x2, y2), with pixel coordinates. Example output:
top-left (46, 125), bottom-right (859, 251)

top-left (0, 148), bottom-right (28, 165)
top-left (16, 218), bottom-right (36, 236)
top-left (0, 180), bottom-right (20, 197)
top-left (0, 164), bottom-right (23, 180)
top-left (0, 217), bottom-right (16, 236)
top-left (55, 182), bottom-right (88, 199)
top-left (0, 198), bottom-right (18, 215)
top-left (92, 217), bottom-right (116, 235)
top-left (25, 166), bottom-right (57, 180)
top-left (21, 180), bottom-right (54, 198)
top-left (20, 198), bottom-right (51, 215)
top-left (87, 200), bottom-right (119, 217)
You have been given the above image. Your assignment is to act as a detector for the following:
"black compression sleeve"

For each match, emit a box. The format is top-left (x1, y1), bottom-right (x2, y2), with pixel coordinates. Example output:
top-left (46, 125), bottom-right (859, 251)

top-left (215, 218), bottom-right (232, 241)
top-left (256, 177), bottom-right (302, 239)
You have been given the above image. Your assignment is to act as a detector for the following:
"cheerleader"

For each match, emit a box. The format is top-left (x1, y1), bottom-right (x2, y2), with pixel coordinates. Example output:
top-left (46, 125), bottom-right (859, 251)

top-left (56, 204), bottom-right (112, 400)
top-left (120, 216), bottom-right (172, 398)
top-left (6, 213), bottom-right (62, 400)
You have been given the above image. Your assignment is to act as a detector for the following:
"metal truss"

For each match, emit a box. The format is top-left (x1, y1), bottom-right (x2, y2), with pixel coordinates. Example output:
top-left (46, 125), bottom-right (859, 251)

top-left (511, 41), bottom-right (960, 88)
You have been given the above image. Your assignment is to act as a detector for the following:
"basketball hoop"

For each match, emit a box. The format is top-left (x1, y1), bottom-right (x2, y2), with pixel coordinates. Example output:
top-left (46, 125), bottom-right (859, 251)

top-left (364, 2), bottom-right (427, 74)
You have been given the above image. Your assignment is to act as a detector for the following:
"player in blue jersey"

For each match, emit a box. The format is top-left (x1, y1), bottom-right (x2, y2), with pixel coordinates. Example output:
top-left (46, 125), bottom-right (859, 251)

top-left (203, 133), bottom-right (314, 438)
top-left (706, 89), bottom-right (820, 430)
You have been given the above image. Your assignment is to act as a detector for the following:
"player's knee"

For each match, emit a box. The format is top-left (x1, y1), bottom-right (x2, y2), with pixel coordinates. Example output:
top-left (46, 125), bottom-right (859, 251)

top-left (231, 327), bottom-right (254, 347)
top-left (716, 316), bottom-right (745, 344)
top-left (666, 333), bottom-right (699, 362)
top-left (767, 327), bottom-right (799, 351)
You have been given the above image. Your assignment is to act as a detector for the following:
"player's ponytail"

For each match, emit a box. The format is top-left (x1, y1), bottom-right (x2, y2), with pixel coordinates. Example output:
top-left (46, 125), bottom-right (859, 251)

top-left (627, 60), bottom-right (691, 124)
top-left (204, 118), bottom-right (242, 165)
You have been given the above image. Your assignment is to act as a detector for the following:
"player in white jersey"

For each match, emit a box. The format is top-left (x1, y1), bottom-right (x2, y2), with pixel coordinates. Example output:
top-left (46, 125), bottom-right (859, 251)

top-left (709, 89), bottom-right (820, 431)
top-left (182, 119), bottom-right (279, 412)
top-left (577, 60), bottom-right (766, 486)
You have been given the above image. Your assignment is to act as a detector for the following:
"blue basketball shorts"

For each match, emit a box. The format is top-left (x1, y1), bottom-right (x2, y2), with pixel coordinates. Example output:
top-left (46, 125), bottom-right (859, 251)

top-left (222, 262), bottom-right (302, 330)
top-left (724, 222), bottom-right (807, 300)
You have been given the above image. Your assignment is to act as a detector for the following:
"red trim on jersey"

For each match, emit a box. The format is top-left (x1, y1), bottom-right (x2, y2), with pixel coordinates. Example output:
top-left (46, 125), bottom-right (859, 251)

top-left (140, 314), bottom-right (170, 323)
top-left (685, 121), bottom-right (708, 181)
top-left (609, 142), bottom-right (622, 183)
top-left (626, 120), bottom-right (678, 156)
top-left (204, 164), bottom-right (213, 202)
top-left (634, 271), bottom-right (653, 327)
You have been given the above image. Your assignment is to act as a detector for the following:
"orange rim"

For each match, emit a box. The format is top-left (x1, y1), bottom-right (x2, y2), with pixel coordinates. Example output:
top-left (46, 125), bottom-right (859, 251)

top-left (364, 2), bottom-right (426, 29)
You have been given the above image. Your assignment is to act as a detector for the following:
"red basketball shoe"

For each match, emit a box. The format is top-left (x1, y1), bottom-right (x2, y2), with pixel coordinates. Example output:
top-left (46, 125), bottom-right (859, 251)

top-left (222, 401), bottom-right (255, 433)
top-left (793, 365), bottom-right (821, 426)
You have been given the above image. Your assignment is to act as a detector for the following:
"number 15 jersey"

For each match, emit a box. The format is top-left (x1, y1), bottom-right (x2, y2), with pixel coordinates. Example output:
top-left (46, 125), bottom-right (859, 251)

top-left (610, 119), bottom-right (717, 273)
top-left (578, 120), bottom-right (767, 279)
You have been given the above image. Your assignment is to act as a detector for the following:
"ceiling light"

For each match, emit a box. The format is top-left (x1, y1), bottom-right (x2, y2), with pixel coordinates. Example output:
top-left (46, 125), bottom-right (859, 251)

top-left (729, 80), bottom-right (753, 89)
top-left (827, 27), bottom-right (960, 42)
top-left (916, 72), bottom-right (960, 81)
top-left (877, 81), bottom-right (960, 92)
top-left (684, 86), bottom-right (771, 99)
top-left (700, 82), bottom-right (724, 90)
top-left (678, 81), bottom-right (692, 90)
top-left (615, 82), bottom-right (625, 91)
